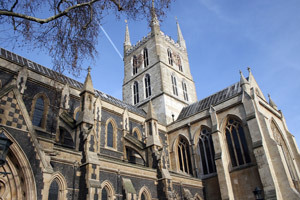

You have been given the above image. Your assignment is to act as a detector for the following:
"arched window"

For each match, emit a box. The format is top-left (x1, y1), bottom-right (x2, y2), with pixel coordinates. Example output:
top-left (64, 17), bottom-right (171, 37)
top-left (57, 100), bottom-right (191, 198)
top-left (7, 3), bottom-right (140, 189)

top-left (133, 81), bottom-right (139, 104)
top-left (48, 179), bottom-right (59, 200)
top-left (144, 74), bottom-right (151, 98)
top-left (182, 81), bottom-right (189, 101)
top-left (133, 55), bottom-right (138, 75)
top-left (198, 128), bottom-right (216, 175)
top-left (143, 48), bottom-right (149, 67)
top-left (133, 131), bottom-right (138, 139)
top-left (167, 49), bottom-right (173, 66)
top-left (139, 187), bottom-right (151, 200)
top-left (178, 56), bottom-right (183, 72)
top-left (101, 186), bottom-right (108, 200)
top-left (171, 75), bottom-right (178, 96)
top-left (178, 137), bottom-right (193, 174)
top-left (32, 96), bottom-right (45, 127)
top-left (107, 122), bottom-right (114, 148)
top-left (225, 118), bottom-right (251, 167)
top-left (271, 121), bottom-right (300, 191)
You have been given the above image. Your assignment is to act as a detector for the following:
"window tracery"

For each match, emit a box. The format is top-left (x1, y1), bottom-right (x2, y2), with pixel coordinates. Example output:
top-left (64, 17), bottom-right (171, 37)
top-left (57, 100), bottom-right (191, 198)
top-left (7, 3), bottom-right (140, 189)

top-left (177, 137), bottom-right (193, 174)
top-left (167, 49), bottom-right (173, 66)
top-left (198, 128), bottom-right (216, 175)
top-left (225, 118), bottom-right (251, 167)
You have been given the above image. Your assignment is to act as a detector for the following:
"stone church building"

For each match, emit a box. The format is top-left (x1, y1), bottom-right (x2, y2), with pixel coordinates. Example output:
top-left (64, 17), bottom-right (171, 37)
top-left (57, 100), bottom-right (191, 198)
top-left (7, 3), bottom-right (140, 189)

top-left (0, 9), bottom-right (300, 200)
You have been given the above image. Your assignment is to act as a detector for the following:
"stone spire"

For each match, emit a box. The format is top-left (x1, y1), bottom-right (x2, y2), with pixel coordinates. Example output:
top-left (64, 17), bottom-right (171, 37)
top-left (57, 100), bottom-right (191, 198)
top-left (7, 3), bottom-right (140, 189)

top-left (176, 18), bottom-right (186, 49)
top-left (81, 67), bottom-right (94, 95)
top-left (240, 70), bottom-right (250, 93)
top-left (124, 20), bottom-right (131, 54)
top-left (146, 101), bottom-right (158, 121)
top-left (150, 0), bottom-right (160, 35)
top-left (268, 94), bottom-right (278, 110)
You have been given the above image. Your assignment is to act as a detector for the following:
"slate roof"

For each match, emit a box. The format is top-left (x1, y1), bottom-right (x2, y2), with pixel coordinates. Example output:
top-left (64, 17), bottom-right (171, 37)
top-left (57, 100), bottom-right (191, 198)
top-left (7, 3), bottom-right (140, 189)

top-left (0, 47), bottom-right (146, 117)
top-left (177, 81), bottom-right (242, 121)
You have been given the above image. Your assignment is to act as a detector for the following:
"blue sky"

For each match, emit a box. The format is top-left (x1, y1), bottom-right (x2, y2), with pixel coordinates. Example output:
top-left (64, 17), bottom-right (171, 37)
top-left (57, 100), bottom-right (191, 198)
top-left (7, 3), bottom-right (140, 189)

top-left (2, 0), bottom-right (300, 145)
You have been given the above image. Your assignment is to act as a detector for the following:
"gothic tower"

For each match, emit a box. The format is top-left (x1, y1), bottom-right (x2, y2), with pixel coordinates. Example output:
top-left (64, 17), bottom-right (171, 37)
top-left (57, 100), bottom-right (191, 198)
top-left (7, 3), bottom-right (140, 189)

top-left (122, 9), bottom-right (197, 125)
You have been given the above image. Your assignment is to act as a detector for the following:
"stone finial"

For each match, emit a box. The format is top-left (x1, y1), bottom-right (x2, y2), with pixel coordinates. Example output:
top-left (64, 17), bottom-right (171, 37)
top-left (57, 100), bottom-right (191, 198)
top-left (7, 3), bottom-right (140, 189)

top-left (268, 94), bottom-right (278, 110)
top-left (240, 70), bottom-right (250, 93)
top-left (176, 18), bottom-right (186, 49)
top-left (146, 100), bottom-right (158, 121)
top-left (81, 67), bottom-right (94, 94)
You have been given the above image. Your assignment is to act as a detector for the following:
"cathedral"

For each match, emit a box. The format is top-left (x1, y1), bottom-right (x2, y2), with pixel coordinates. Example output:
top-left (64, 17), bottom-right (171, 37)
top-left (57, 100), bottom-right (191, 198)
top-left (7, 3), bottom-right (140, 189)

top-left (0, 8), bottom-right (300, 200)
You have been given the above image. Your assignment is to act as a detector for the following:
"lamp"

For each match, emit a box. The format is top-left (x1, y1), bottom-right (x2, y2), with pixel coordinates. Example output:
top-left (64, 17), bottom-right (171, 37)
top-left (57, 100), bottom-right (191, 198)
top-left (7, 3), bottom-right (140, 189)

top-left (253, 187), bottom-right (263, 200)
top-left (0, 131), bottom-right (12, 166)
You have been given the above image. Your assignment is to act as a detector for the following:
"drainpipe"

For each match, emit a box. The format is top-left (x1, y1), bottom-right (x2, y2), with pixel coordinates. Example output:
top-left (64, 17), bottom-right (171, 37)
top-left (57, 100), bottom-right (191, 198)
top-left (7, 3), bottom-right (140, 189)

top-left (187, 123), bottom-right (198, 178)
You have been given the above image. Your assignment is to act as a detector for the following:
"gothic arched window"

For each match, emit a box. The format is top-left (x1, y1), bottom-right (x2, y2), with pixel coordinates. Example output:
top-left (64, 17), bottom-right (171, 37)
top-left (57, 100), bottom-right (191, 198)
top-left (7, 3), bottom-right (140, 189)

top-left (167, 49), bottom-right (173, 66)
top-left (101, 186), bottom-right (108, 200)
top-left (198, 128), bottom-right (216, 175)
top-left (144, 74), bottom-right (151, 98)
top-left (171, 75), bottom-right (178, 96)
top-left (133, 81), bottom-right (139, 104)
top-left (133, 55), bottom-right (138, 75)
top-left (107, 122), bottom-right (114, 148)
top-left (225, 118), bottom-right (251, 167)
top-left (48, 179), bottom-right (59, 200)
top-left (178, 137), bottom-right (193, 174)
top-left (182, 81), bottom-right (189, 101)
top-left (32, 96), bottom-right (45, 127)
top-left (178, 56), bottom-right (183, 72)
top-left (143, 48), bottom-right (149, 67)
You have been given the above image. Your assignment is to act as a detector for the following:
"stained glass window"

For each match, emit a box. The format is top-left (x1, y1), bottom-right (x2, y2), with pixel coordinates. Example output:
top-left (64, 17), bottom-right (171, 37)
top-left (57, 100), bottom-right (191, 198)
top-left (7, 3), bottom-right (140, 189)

top-left (32, 97), bottom-right (44, 127)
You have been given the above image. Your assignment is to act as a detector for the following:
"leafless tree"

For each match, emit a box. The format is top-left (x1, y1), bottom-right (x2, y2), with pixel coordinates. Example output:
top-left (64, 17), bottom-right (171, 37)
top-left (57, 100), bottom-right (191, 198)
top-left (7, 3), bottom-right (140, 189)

top-left (0, 0), bottom-right (173, 75)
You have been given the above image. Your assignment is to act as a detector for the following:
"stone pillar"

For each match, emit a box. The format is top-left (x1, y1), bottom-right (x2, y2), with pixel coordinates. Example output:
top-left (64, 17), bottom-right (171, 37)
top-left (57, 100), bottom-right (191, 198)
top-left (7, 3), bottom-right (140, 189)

top-left (242, 91), bottom-right (277, 199)
top-left (209, 106), bottom-right (234, 200)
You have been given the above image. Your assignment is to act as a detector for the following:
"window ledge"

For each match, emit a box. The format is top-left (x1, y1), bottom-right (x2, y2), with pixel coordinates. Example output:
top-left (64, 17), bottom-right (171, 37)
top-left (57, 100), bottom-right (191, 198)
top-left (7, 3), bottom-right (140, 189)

top-left (230, 162), bottom-right (256, 173)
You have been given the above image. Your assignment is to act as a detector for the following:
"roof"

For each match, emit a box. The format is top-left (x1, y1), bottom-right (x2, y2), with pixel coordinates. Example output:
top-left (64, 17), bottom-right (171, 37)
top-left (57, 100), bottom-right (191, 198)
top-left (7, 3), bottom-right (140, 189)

top-left (177, 81), bottom-right (242, 121)
top-left (0, 47), bottom-right (146, 117)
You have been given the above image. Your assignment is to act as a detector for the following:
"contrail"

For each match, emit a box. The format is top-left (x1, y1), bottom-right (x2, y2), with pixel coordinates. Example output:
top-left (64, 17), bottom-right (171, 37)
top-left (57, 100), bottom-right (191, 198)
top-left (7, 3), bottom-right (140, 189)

top-left (97, 21), bottom-right (123, 60)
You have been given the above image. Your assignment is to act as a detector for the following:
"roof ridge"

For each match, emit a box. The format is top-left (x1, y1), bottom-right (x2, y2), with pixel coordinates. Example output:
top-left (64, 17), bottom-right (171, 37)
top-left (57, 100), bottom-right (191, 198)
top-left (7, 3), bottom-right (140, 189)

top-left (177, 81), bottom-right (242, 121)
top-left (0, 47), bottom-right (146, 116)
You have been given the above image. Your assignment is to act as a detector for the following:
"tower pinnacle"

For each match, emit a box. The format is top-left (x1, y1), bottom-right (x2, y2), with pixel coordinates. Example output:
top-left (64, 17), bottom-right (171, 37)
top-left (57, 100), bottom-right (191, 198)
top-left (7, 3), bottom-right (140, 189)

top-left (176, 18), bottom-right (186, 49)
top-left (150, 0), bottom-right (160, 35)
top-left (124, 20), bottom-right (131, 54)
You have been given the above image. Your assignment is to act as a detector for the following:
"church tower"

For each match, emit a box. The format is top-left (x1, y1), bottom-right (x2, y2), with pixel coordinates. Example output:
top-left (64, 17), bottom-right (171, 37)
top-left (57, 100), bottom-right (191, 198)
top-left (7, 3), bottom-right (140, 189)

top-left (122, 6), bottom-right (197, 125)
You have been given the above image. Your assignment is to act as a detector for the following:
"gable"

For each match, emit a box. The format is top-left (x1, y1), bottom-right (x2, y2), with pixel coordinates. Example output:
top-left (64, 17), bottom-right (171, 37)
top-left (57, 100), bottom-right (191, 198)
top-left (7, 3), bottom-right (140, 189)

top-left (0, 90), bottom-right (28, 131)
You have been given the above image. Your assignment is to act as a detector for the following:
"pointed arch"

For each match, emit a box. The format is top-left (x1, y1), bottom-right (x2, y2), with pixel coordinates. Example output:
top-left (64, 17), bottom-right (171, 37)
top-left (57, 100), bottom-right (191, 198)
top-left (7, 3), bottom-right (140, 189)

top-left (175, 135), bottom-right (193, 174)
top-left (138, 186), bottom-right (151, 200)
top-left (171, 74), bottom-right (178, 96)
top-left (132, 55), bottom-right (138, 75)
top-left (133, 81), bottom-right (139, 104)
top-left (132, 127), bottom-right (142, 140)
top-left (144, 74), bottom-right (151, 98)
top-left (167, 48), bottom-right (173, 66)
top-left (105, 118), bottom-right (117, 149)
top-left (198, 126), bottom-right (216, 175)
top-left (0, 128), bottom-right (37, 200)
top-left (30, 93), bottom-right (50, 129)
top-left (45, 172), bottom-right (68, 200)
top-left (182, 79), bottom-right (188, 101)
top-left (100, 180), bottom-right (116, 200)
top-left (224, 116), bottom-right (251, 167)
top-left (143, 48), bottom-right (149, 67)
